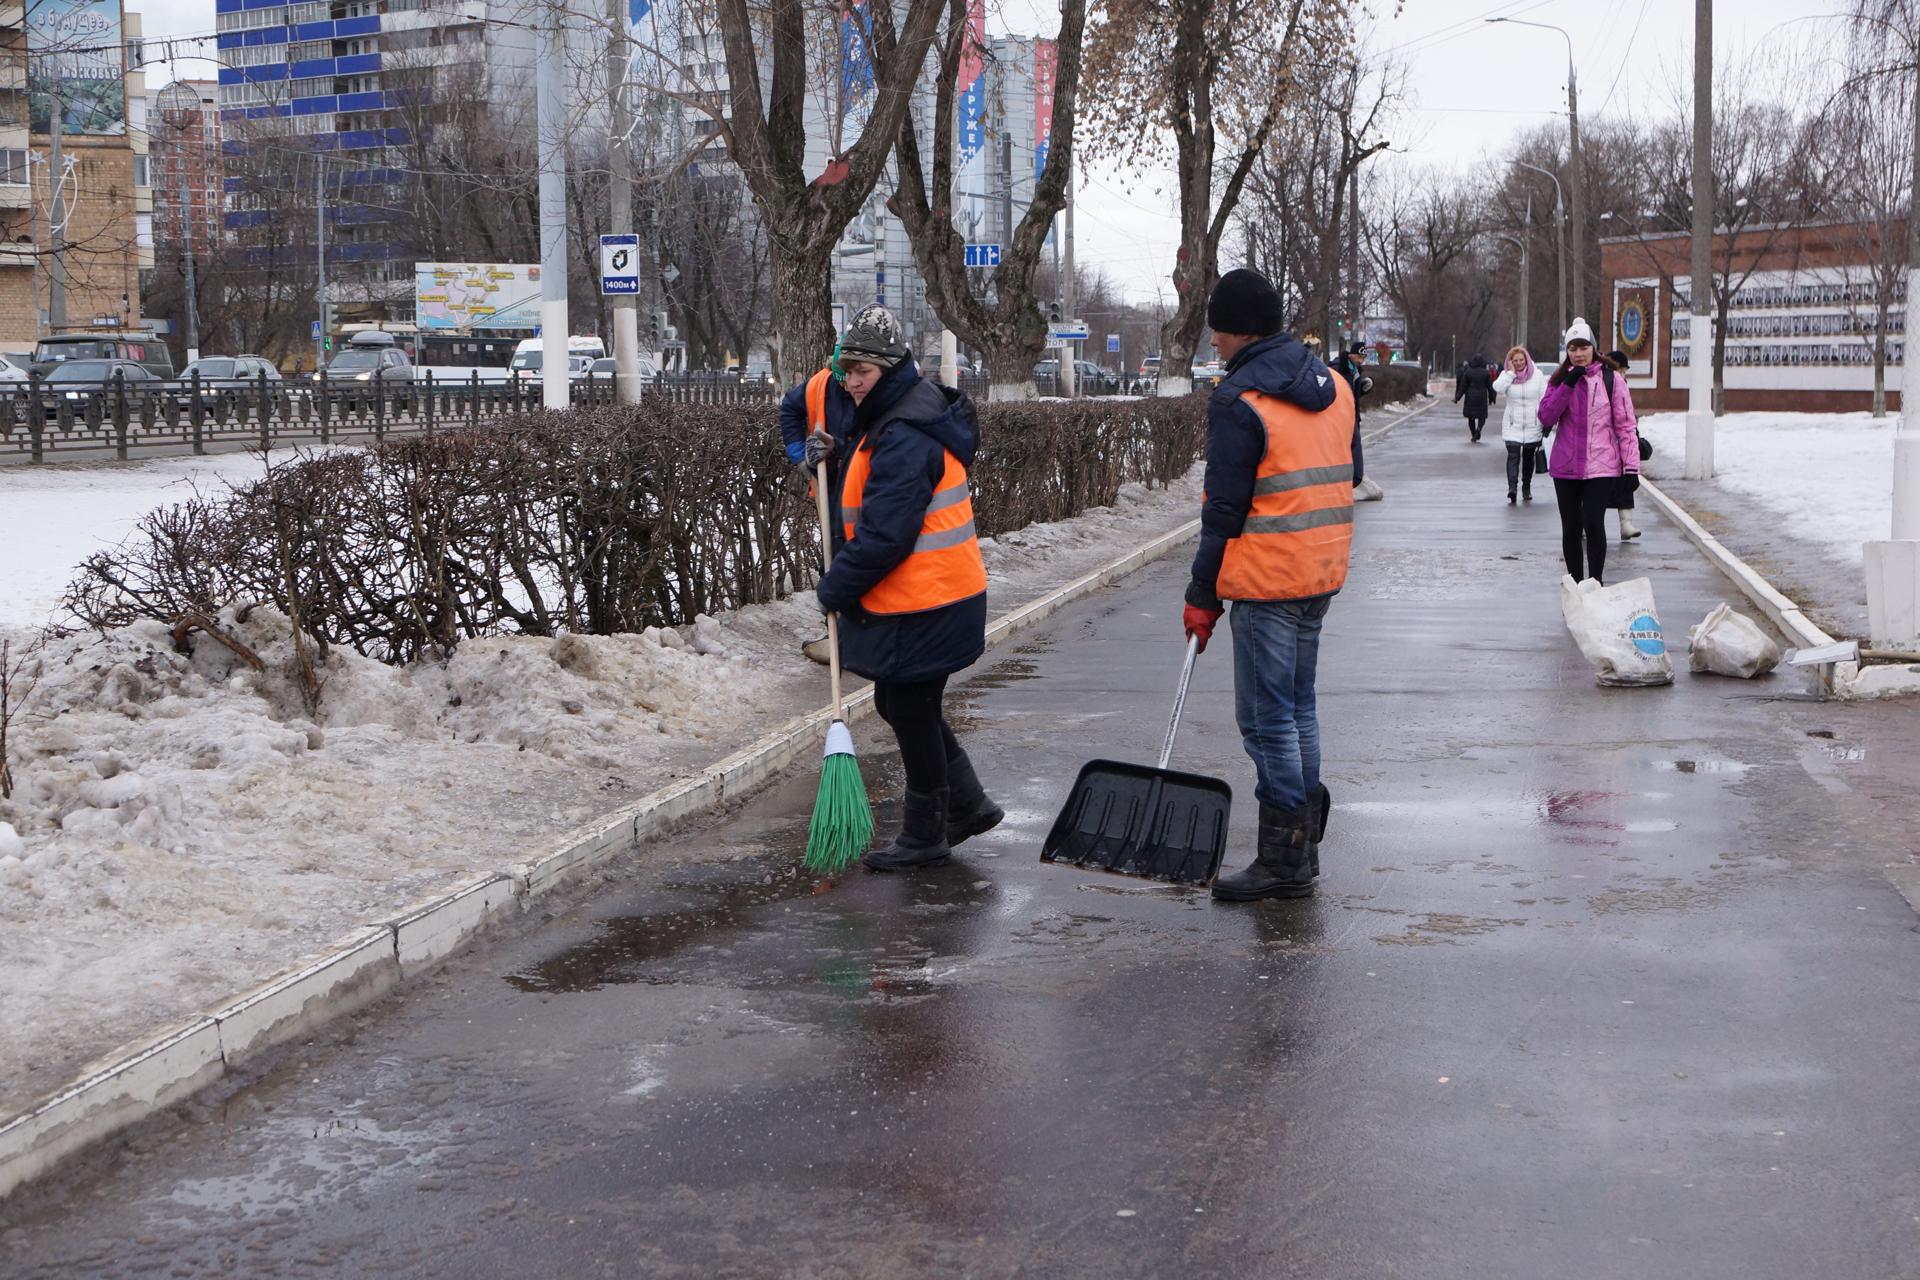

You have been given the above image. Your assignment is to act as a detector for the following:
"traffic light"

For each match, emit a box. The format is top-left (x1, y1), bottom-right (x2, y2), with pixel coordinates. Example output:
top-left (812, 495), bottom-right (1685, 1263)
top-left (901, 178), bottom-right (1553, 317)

top-left (1048, 301), bottom-right (1061, 325)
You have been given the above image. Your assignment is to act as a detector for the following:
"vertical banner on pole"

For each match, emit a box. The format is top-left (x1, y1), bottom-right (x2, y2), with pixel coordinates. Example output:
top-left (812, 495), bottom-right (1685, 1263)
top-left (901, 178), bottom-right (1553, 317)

top-left (1033, 39), bottom-right (1057, 183)
top-left (954, 0), bottom-right (988, 194)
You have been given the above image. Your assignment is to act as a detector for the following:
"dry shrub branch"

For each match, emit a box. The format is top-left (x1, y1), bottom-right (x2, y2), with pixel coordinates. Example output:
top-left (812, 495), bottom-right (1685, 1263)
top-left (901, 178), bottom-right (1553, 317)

top-left (64, 397), bottom-right (1205, 664)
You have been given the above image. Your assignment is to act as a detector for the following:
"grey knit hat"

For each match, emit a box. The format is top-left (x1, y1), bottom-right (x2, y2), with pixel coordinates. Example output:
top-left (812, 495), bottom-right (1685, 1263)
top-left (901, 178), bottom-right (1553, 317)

top-left (837, 304), bottom-right (909, 370)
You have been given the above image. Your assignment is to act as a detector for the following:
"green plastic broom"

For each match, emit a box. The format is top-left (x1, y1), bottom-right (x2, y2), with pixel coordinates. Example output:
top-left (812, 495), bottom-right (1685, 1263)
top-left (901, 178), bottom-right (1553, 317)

top-left (804, 454), bottom-right (873, 873)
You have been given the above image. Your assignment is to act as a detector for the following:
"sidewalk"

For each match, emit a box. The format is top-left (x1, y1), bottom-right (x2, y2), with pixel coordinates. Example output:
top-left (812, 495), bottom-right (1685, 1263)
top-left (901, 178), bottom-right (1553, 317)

top-left (7, 412), bottom-right (1920, 1277)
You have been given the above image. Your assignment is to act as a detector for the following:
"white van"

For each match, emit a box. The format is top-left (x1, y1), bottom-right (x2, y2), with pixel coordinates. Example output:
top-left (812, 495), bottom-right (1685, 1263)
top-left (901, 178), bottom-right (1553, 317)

top-left (510, 335), bottom-right (607, 382)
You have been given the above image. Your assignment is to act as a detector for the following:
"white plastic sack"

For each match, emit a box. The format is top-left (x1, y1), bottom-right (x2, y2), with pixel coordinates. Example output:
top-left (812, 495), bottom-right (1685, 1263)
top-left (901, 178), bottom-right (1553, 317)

top-left (1559, 574), bottom-right (1675, 687)
top-left (1688, 603), bottom-right (1781, 678)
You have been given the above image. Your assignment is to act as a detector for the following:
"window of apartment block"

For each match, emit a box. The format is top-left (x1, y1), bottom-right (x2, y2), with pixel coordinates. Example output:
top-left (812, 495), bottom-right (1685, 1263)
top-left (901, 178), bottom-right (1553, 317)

top-left (0, 149), bottom-right (26, 185)
top-left (133, 154), bottom-right (150, 187)
top-left (286, 2), bottom-right (329, 23)
top-left (136, 213), bottom-right (153, 249)
top-left (289, 41), bottom-right (329, 61)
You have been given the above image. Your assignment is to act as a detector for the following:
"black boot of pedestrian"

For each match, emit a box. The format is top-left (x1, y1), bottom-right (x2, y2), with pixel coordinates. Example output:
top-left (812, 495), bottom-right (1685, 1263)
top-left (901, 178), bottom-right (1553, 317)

top-left (944, 750), bottom-right (1004, 847)
top-left (1310, 782), bottom-right (1331, 878)
top-left (863, 788), bottom-right (952, 872)
top-left (1211, 802), bottom-right (1316, 901)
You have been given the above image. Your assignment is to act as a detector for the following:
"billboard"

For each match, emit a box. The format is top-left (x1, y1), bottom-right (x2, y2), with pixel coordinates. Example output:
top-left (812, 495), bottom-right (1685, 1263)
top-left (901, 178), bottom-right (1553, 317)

top-left (28, 0), bottom-right (127, 136)
top-left (1034, 39), bottom-right (1057, 183)
top-left (414, 263), bottom-right (543, 331)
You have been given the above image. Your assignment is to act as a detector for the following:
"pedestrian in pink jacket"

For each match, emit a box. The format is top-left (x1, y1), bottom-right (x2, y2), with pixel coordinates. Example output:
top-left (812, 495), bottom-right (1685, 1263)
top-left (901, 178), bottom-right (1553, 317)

top-left (1537, 318), bottom-right (1639, 583)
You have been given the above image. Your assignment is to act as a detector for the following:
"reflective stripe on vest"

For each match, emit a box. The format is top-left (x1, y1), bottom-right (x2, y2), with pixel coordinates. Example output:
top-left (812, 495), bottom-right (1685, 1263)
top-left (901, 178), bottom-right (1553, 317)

top-left (840, 443), bottom-right (988, 616)
top-left (1215, 374), bottom-right (1356, 602)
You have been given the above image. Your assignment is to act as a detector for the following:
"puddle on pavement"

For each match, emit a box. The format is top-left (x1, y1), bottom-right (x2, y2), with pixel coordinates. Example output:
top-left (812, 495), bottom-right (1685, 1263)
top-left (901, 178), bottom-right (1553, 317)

top-left (965, 657), bottom-right (1041, 691)
top-left (506, 858), bottom-right (994, 996)
top-left (1372, 913), bottom-right (1526, 946)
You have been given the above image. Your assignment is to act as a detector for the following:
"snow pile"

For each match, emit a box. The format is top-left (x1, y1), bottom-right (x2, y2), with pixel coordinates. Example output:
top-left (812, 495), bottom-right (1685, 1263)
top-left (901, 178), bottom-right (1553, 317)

top-left (1637, 411), bottom-right (1898, 570)
top-left (0, 463), bottom-right (1203, 1110)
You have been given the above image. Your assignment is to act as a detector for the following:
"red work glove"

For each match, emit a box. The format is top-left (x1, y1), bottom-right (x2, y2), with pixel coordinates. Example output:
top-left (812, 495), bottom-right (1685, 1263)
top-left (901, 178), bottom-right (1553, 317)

top-left (1183, 603), bottom-right (1224, 655)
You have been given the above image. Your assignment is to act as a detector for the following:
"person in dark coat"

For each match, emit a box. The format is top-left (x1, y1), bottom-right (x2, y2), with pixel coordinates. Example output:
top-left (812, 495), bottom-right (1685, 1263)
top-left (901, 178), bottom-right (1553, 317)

top-left (1329, 341), bottom-right (1374, 489)
top-left (780, 361), bottom-right (859, 665)
top-left (810, 304), bottom-right (1000, 872)
top-left (1454, 353), bottom-right (1495, 443)
top-left (1604, 349), bottom-right (1644, 542)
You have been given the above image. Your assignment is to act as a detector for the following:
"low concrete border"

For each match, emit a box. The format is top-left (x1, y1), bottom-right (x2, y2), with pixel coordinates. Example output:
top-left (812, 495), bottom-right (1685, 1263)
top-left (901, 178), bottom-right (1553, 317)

top-left (0, 511), bottom-right (1203, 1201)
top-left (1639, 478), bottom-right (1920, 700)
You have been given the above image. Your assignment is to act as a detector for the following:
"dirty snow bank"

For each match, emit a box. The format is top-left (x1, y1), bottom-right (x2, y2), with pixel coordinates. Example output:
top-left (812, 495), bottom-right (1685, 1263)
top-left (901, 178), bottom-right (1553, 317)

top-left (0, 465), bottom-right (1202, 1110)
top-left (1637, 411), bottom-right (1898, 571)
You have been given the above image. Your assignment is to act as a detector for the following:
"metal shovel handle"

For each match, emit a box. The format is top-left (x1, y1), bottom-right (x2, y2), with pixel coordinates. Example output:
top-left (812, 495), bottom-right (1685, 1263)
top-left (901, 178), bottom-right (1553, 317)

top-left (1157, 633), bottom-right (1201, 771)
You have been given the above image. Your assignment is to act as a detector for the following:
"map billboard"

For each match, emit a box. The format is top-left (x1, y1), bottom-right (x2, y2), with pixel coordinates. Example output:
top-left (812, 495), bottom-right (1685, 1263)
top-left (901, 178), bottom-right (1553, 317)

top-left (414, 263), bottom-right (542, 331)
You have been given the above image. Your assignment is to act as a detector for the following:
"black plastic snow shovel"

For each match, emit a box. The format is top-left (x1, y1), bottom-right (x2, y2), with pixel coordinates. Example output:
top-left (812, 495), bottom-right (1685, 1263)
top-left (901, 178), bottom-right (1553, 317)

top-left (1041, 634), bottom-right (1232, 886)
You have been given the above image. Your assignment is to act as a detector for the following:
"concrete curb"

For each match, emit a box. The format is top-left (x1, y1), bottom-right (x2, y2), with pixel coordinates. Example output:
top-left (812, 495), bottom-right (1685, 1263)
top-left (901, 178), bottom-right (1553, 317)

top-left (1636, 478), bottom-right (1920, 700)
top-left (0, 511), bottom-right (1203, 1201)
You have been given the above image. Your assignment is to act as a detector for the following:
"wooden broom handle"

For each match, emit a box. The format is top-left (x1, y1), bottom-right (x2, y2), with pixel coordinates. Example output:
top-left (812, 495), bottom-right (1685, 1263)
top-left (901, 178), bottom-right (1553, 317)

top-left (814, 455), bottom-right (845, 719)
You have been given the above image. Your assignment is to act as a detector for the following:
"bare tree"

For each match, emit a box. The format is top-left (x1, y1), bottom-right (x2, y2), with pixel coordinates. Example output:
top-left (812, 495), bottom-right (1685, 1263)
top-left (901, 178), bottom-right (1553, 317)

top-left (888, 0), bottom-right (1087, 401)
top-left (1082, 0), bottom-right (1350, 395)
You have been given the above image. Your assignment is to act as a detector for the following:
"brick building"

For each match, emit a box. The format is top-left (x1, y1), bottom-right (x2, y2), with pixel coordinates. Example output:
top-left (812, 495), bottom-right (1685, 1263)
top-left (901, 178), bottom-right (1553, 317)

top-left (1600, 218), bottom-right (1907, 414)
top-left (152, 79), bottom-right (219, 249)
top-left (0, 1), bottom-right (153, 353)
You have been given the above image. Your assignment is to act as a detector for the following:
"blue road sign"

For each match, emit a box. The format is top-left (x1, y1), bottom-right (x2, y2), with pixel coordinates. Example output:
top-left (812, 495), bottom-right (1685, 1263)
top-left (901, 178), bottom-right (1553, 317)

top-left (1106, 333), bottom-right (1121, 354)
top-left (600, 234), bottom-right (640, 296)
top-left (964, 243), bottom-right (1002, 268)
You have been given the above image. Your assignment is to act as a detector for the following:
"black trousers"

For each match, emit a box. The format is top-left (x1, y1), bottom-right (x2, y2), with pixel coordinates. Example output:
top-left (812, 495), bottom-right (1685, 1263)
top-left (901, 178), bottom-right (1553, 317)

top-left (872, 676), bottom-right (961, 794)
top-left (1554, 477), bottom-right (1613, 583)
top-left (1505, 441), bottom-right (1540, 494)
top-left (1466, 415), bottom-right (1486, 439)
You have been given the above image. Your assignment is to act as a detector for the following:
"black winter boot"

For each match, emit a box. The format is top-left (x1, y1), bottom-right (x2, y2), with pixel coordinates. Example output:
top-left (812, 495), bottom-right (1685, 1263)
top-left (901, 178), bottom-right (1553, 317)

top-left (862, 788), bottom-right (953, 872)
top-left (1211, 802), bottom-right (1316, 901)
top-left (1310, 782), bottom-right (1331, 878)
top-left (944, 750), bottom-right (1004, 847)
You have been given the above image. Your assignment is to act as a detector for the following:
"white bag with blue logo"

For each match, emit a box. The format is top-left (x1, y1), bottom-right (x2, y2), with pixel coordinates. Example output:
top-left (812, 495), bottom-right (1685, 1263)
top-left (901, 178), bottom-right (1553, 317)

top-left (1559, 574), bottom-right (1675, 687)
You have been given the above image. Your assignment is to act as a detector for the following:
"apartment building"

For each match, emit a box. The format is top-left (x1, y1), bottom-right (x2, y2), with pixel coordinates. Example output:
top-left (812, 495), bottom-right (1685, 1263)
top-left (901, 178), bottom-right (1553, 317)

top-left (151, 77), bottom-right (219, 249)
top-left (0, 0), bottom-right (153, 350)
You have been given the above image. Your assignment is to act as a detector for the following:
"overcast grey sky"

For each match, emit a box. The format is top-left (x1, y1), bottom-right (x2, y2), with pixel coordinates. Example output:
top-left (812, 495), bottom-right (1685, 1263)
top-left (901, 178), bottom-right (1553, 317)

top-left (137, 0), bottom-right (1852, 301)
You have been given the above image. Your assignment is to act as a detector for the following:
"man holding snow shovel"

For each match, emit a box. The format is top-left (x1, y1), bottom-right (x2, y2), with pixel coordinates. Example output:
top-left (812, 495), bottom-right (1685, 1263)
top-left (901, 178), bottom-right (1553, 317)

top-left (1183, 268), bottom-right (1357, 902)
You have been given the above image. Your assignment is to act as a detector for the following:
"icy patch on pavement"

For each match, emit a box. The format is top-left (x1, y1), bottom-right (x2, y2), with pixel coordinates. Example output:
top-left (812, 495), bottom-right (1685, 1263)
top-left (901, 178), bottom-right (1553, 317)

top-left (1637, 411), bottom-right (1898, 571)
top-left (0, 463), bottom-right (1202, 1111)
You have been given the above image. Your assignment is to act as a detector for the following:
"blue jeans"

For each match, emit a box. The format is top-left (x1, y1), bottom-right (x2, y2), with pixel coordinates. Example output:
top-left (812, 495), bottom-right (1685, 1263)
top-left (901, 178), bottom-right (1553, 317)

top-left (1230, 595), bottom-right (1333, 813)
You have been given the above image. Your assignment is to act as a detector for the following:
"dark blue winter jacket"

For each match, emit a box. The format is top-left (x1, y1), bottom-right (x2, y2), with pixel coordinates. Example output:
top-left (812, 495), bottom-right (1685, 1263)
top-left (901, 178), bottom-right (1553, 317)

top-left (777, 370), bottom-right (857, 464)
top-left (1187, 334), bottom-right (1342, 607)
top-left (816, 357), bottom-right (988, 683)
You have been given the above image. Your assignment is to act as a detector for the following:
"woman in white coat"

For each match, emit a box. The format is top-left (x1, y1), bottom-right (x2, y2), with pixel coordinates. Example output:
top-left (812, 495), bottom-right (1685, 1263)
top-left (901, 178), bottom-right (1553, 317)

top-left (1491, 345), bottom-right (1545, 504)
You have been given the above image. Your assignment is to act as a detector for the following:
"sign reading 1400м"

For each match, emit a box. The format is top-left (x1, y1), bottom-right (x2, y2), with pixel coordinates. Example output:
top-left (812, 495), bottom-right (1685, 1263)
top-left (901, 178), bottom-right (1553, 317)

top-left (414, 263), bottom-right (543, 331)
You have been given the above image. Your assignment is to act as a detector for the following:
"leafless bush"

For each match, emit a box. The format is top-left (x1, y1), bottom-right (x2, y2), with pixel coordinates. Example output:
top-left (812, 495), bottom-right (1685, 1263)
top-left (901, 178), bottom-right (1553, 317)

top-left (66, 396), bottom-right (1204, 664)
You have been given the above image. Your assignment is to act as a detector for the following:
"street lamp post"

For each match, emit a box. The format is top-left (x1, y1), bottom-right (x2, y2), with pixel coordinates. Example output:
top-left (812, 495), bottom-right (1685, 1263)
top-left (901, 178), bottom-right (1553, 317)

top-left (1489, 17), bottom-right (1587, 322)
top-left (1511, 160), bottom-right (1565, 343)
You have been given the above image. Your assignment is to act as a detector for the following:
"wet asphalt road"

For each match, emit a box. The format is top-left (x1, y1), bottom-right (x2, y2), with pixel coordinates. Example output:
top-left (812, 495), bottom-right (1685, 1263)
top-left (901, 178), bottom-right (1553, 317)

top-left (6, 408), bottom-right (1920, 1279)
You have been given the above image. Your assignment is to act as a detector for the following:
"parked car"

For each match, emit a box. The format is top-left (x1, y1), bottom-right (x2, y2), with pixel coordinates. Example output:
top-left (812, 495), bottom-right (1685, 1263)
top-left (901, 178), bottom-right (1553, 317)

top-left (584, 356), bottom-right (661, 381)
top-left (174, 355), bottom-right (283, 413)
top-left (1191, 360), bottom-right (1226, 390)
top-left (31, 333), bottom-right (175, 380)
top-left (1033, 358), bottom-right (1120, 394)
top-left (0, 353), bottom-right (29, 384)
top-left (321, 331), bottom-right (416, 407)
top-left (740, 361), bottom-right (774, 386)
top-left (37, 359), bottom-right (164, 414)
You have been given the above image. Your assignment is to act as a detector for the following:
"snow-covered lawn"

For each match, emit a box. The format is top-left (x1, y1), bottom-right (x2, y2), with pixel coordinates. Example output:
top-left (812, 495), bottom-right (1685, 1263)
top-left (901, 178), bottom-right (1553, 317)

top-left (1637, 411), bottom-right (1900, 570)
top-left (0, 449), bottom-right (323, 628)
top-left (0, 464), bottom-right (1204, 1113)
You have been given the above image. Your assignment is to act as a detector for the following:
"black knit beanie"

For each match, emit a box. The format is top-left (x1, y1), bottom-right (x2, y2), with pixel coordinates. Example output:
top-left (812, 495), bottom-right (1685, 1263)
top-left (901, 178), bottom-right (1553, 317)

top-left (1206, 268), bottom-right (1284, 337)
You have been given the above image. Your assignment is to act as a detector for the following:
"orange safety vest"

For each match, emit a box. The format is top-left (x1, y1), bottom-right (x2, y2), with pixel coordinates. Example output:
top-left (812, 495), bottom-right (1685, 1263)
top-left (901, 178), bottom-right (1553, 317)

top-left (840, 435), bottom-right (987, 616)
top-left (803, 368), bottom-right (833, 497)
top-left (805, 367), bottom-right (832, 432)
top-left (1215, 375), bottom-right (1356, 602)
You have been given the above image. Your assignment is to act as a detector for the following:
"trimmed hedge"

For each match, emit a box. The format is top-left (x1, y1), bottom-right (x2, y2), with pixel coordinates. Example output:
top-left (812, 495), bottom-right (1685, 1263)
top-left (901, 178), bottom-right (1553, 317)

top-left (67, 395), bottom-right (1206, 663)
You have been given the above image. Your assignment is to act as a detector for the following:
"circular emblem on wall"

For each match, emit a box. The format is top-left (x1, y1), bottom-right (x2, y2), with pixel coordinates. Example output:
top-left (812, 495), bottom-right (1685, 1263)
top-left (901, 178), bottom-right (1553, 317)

top-left (1618, 299), bottom-right (1649, 355)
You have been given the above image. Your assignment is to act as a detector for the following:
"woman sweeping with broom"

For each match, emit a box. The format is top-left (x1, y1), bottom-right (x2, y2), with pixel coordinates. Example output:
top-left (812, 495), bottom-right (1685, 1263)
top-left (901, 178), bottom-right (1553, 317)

top-left (806, 304), bottom-right (1000, 872)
